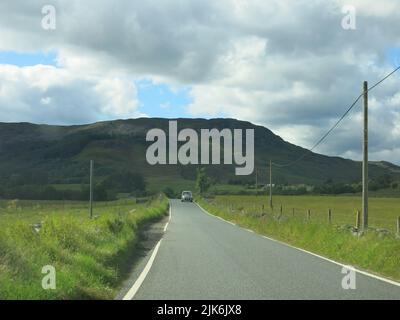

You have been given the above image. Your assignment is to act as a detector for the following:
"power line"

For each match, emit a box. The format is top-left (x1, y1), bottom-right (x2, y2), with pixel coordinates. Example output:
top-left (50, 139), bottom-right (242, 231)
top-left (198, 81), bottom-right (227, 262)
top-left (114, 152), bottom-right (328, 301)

top-left (369, 65), bottom-right (400, 91)
top-left (272, 65), bottom-right (400, 168)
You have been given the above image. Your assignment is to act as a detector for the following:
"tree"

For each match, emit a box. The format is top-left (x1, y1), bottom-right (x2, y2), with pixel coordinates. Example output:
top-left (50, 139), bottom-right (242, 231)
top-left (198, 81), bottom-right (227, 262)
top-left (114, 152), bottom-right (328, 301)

top-left (163, 187), bottom-right (176, 198)
top-left (375, 174), bottom-right (393, 189)
top-left (195, 168), bottom-right (211, 194)
top-left (101, 171), bottom-right (146, 194)
top-left (94, 183), bottom-right (109, 201)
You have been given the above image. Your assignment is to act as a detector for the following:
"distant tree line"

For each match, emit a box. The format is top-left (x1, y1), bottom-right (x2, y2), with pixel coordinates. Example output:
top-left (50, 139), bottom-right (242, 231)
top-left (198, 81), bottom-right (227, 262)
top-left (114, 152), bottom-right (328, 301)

top-left (0, 170), bottom-right (146, 201)
top-left (224, 174), bottom-right (398, 196)
top-left (313, 182), bottom-right (360, 195)
top-left (314, 174), bottom-right (397, 195)
top-left (0, 184), bottom-right (112, 201)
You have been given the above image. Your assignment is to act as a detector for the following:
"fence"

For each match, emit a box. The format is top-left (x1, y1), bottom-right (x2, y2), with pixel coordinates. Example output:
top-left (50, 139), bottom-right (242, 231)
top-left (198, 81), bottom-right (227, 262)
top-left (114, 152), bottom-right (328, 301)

top-left (207, 195), bottom-right (400, 236)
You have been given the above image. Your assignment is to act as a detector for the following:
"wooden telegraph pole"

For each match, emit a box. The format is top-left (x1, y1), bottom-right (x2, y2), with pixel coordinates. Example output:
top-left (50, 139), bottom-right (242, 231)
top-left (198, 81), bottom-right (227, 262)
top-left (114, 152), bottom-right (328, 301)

top-left (362, 81), bottom-right (368, 230)
top-left (269, 160), bottom-right (273, 209)
top-left (89, 160), bottom-right (94, 219)
top-left (255, 168), bottom-right (258, 196)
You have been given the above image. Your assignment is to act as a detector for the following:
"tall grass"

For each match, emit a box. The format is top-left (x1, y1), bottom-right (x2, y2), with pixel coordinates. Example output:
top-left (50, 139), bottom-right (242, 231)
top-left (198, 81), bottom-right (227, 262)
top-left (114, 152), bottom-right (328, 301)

top-left (208, 195), bottom-right (400, 232)
top-left (198, 196), bottom-right (400, 282)
top-left (0, 195), bottom-right (168, 299)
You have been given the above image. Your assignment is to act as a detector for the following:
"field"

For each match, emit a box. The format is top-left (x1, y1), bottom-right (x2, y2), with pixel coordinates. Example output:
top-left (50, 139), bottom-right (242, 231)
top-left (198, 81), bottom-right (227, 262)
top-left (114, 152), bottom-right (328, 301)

top-left (146, 176), bottom-right (195, 194)
top-left (0, 195), bottom-right (169, 299)
top-left (198, 195), bottom-right (400, 281)
top-left (208, 195), bottom-right (400, 232)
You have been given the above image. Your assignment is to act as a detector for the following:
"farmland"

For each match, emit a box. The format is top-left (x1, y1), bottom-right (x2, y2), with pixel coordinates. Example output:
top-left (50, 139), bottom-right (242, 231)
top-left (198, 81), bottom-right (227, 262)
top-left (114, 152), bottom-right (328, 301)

top-left (206, 195), bottom-right (400, 232)
top-left (0, 195), bottom-right (169, 299)
top-left (198, 195), bottom-right (400, 281)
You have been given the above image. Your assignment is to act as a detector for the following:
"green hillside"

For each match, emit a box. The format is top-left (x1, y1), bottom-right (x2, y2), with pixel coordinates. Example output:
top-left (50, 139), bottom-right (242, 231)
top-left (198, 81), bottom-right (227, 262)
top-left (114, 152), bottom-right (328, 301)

top-left (0, 118), bottom-right (398, 196)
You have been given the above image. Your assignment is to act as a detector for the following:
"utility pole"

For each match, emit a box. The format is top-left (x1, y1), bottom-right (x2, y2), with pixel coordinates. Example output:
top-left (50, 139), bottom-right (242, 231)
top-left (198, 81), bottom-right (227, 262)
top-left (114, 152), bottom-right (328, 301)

top-left (362, 81), bottom-right (368, 230)
top-left (269, 160), bottom-right (273, 209)
top-left (89, 160), bottom-right (94, 219)
top-left (255, 168), bottom-right (258, 195)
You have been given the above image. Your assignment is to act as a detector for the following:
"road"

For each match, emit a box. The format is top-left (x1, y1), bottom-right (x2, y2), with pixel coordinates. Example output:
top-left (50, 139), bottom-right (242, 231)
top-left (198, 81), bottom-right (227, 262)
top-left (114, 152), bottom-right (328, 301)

top-left (125, 199), bottom-right (400, 299)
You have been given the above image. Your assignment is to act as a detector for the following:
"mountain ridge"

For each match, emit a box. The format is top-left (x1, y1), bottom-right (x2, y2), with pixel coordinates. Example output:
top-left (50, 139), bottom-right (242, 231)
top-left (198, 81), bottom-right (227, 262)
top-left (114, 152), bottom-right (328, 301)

top-left (0, 117), bottom-right (398, 189)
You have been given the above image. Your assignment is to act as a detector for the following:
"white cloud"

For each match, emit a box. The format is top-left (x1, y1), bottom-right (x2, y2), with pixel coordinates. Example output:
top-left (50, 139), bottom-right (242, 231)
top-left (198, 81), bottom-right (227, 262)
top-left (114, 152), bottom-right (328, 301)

top-left (0, 0), bottom-right (399, 163)
top-left (0, 64), bottom-right (143, 124)
top-left (94, 77), bottom-right (139, 117)
top-left (40, 96), bottom-right (51, 105)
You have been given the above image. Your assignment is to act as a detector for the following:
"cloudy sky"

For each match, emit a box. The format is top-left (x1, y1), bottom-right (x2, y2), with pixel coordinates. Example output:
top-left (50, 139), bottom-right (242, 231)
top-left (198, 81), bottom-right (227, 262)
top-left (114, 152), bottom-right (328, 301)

top-left (0, 0), bottom-right (399, 164)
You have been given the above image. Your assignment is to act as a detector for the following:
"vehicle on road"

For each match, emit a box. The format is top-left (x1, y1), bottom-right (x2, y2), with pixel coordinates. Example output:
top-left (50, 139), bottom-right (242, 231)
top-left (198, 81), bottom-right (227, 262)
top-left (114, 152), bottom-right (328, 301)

top-left (181, 191), bottom-right (193, 202)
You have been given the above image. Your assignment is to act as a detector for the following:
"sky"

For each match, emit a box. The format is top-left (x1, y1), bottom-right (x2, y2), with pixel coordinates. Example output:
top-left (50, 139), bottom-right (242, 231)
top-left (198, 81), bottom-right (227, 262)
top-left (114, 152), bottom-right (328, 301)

top-left (0, 1), bottom-right (399, 164)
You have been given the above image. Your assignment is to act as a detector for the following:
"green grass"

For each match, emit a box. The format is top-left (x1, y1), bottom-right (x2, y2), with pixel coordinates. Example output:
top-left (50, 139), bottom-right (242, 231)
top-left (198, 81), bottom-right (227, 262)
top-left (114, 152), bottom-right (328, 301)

top-left (206, 195), bottom-right (400, 232)
top-left (209, 184), bottom-right (249, 194)
top-left (146, 176), bottom-right (195, 195)
top-left (0, 195), bottom-right (169, 299)
top-left (198, 195), bottom-right (400, 282)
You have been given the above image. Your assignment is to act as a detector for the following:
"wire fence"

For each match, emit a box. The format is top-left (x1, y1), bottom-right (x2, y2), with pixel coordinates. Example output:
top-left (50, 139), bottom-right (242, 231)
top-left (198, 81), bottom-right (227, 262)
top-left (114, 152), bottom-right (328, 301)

top-left (205, 195), bottom-right (400, 236)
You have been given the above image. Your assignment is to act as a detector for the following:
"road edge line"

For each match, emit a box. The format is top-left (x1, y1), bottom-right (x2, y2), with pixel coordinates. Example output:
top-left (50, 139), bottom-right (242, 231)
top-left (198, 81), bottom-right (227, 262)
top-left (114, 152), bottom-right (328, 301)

top-left (195, 201), bottom-right (400, 288)
top-left (122, 203), bottom-right (171, 300)
top-left (122, 239), bottom-right (162, 300)
top-left (163, 204), bottom-right (172, 232)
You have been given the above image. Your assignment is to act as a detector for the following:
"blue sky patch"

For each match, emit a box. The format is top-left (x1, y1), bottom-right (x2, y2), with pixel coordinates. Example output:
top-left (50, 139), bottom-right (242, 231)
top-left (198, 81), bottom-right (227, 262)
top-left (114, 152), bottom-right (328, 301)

top-left (0, 50), bottom-right (57, 67)
top-left (136, 79), bottom-right (193, 118)
top-left (386, 47), bottom-right (400, 68)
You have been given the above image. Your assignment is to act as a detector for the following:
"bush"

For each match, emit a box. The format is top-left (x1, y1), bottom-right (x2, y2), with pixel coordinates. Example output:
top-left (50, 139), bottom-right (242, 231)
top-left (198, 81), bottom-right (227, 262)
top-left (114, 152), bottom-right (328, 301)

top-left (314, 182), bottom-right (357, 194)
top-left (162, 187), bottom-right (176, 198)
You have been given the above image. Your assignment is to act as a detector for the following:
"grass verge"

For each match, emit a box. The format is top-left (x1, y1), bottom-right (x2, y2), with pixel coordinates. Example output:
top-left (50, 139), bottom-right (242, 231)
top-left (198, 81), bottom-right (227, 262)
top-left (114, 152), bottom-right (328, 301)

top-left (0, 195), bottom-right (169, 299)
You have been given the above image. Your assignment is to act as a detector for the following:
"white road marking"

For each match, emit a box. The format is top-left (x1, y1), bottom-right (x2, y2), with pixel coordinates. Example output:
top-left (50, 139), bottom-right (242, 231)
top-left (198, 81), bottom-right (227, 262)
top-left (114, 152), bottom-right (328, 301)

top-left (122, 239), bottom-right (163, 300)
top-left (163, 205), bottom-right (172, 232)
top-left (195, 202), bottom-right (400, 288)
top-left (123, 203), bottom-right (172, 300)
top-left (195, 202), bottom-right (236, 226)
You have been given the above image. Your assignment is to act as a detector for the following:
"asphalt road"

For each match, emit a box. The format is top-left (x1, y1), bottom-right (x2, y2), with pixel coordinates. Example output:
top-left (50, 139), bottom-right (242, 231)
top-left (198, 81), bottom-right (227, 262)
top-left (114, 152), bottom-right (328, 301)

top-left (128, 199), bottom-right (400, 299)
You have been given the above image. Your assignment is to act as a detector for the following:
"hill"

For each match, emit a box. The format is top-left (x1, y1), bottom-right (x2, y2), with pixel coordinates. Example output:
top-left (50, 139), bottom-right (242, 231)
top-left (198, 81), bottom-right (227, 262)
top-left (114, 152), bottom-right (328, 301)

top-left (0, 118), bottom-right (398, 194)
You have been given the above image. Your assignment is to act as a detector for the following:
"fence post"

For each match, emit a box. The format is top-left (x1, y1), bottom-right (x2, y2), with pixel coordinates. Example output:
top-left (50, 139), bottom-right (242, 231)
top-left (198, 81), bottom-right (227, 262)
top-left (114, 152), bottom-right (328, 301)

top-left (397, 216), bottom-right (400, 236)
top-left (356, 210), bottom-right (361, 230)
top-left (328, 209), bottom-right (332, 224)
top-left (89, 159), bottom-right (94, 219)
top-left (292, 208), bottom-right (295, 217)
top-left (307, 209), bottom-right (311, 221)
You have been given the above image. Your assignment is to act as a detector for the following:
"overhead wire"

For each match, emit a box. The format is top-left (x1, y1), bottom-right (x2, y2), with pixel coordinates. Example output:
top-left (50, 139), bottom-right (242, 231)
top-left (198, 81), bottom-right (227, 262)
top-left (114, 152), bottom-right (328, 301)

top-left (271, 65), bottom-right (400, 168)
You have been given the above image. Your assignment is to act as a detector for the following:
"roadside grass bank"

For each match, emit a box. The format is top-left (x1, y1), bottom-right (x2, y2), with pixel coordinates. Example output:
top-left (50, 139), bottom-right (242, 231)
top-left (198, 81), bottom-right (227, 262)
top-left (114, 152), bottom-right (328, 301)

top-left (0, 195), bottom-right (169, 299)
top-left (197, 195), bottom-right (400, 282)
